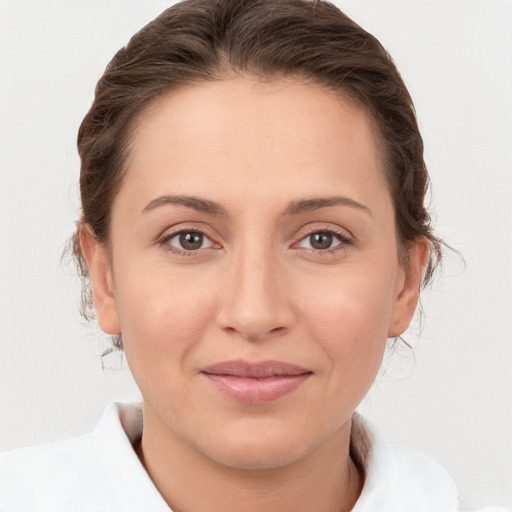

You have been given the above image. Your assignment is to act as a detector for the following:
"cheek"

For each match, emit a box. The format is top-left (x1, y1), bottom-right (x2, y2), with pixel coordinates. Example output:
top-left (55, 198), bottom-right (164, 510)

top-left (112, 263), bottom-right (218, 372)
top-left (300, 293), bottom-right (388, 420)
top-left (302, 262), bottom-right (397, 333)
top-left (298, 264), bottom-right (397, 379)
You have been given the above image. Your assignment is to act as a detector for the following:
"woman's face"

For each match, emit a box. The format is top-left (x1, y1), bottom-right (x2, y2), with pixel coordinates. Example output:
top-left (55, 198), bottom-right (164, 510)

top-left (84, 78), bottom-right (425, 469)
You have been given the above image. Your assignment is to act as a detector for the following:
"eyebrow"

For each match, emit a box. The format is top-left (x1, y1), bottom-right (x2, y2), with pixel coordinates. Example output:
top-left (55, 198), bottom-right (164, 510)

top-left (141, 194), bottom-right (371, 217)
top-left (141, 195), bottom-right (228, 216)
top-left (284, 196), bottom-right (372, 216)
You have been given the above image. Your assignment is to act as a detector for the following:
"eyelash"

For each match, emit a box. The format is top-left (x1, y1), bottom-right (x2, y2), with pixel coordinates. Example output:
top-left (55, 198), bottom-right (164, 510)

top-left (158, 225), bottom-right (220, 257)
top-left (157, 225), bottom-right (353, 256)
top-left (294, 226), bottom-right (353, 255)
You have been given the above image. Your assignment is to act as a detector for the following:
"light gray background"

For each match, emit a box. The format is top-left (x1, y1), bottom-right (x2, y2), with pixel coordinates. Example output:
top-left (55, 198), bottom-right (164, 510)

top-left (1, 0), bottom-right (511, 507)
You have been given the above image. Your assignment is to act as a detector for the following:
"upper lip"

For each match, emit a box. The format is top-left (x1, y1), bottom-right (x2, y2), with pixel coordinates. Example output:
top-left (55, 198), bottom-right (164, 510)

top-left (201, 359), bottom-right (312, 378)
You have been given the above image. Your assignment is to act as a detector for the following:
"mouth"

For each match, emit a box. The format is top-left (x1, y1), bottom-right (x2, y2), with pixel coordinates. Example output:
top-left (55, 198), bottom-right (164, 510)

top-left (201, 360), bottom-right (312, 405)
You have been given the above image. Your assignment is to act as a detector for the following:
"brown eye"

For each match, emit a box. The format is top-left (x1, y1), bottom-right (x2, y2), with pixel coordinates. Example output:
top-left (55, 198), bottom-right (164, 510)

top-left (178, 232), bottom-right (204, 250)
top-left (297, 230), bottom-right (350, 252)
top-left (309, 232), bottom-right (334, 250)
top-left (165, 230), bottom-right (214, 252)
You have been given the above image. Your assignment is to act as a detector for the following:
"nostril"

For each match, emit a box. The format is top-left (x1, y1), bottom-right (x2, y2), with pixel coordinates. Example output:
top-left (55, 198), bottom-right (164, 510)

top-left (221, 324), bottom-right (288, 342)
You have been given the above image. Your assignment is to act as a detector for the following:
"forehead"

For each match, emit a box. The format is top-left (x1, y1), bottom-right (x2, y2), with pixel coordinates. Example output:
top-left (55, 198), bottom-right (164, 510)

top-left (120, 78), bottom-right (389, 212)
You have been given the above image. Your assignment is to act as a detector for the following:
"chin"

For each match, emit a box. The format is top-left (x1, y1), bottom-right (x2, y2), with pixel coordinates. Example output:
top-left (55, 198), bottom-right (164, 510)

top-left (190, 421), bottom-right (330, 471)
top-left (205, 442), bottom-right (309, 471)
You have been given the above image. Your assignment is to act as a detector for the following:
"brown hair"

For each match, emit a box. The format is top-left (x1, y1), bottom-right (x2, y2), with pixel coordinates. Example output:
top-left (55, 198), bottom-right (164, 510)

top-left (73, 0), bottom-right (442, 349)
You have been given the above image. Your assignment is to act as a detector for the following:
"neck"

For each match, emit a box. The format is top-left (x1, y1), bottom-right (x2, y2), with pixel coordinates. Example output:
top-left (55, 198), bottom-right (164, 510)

top-left (136, 404), bottom-right (363, 512)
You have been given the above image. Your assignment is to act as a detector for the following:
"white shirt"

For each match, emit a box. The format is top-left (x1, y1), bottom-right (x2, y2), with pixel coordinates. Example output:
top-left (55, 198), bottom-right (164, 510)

top-left (0, 403), bottom-right (508, 511)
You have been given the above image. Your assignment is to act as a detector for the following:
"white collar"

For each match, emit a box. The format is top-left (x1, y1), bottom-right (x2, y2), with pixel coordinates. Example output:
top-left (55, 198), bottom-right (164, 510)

top-left (350, 412), bottom-right (459, 511)
top-left (92, 403), bottom-right (170, 511)
top-left (97, 403), bottom-right (459, 511)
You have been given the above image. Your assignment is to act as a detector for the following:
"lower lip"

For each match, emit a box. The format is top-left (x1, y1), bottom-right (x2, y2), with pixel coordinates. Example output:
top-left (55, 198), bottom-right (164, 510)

top-left (203, 373), bottom-right (311, 404)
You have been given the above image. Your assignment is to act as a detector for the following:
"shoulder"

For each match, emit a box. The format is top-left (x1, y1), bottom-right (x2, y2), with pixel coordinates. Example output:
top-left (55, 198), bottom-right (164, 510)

top-left (0, 430), bottom-right (109, 510)
top-left (461, 509), bottom-right (512, 512)
top-left (350, 414), bottom-right (511, 512)
top-left (0, 403), bottom-right (169, 512)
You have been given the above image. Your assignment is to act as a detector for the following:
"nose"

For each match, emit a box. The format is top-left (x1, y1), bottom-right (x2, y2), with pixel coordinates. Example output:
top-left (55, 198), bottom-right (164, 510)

top-left (216, 243), bottom-right (295, 342)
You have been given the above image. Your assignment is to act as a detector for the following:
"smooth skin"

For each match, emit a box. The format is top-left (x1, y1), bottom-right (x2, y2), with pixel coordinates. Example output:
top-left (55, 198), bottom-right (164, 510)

top-left (81, 78), bottom-right (428, 512)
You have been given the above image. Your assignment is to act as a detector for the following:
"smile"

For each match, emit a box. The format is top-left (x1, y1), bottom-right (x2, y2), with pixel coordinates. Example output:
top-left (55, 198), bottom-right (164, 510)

top-left (201, 360), bottom-right (312, 405)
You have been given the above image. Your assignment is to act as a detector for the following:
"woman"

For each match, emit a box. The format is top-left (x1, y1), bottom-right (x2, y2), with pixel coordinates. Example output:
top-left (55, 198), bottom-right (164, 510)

top-left (0, 0), bottom-right (509, 510)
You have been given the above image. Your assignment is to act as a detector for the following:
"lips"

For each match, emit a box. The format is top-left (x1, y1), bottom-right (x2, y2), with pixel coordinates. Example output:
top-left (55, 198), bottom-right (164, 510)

top-left (201, 360), bottom-right (312, 404)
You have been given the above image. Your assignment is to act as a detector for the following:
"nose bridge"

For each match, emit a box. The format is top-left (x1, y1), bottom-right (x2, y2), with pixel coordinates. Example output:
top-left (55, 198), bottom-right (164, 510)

top-left (218, 233), bottom-right (293, 340)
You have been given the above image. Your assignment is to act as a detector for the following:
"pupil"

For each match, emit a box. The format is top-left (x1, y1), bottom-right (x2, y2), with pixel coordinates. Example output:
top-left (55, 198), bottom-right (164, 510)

top-left (180, 232), bottom-right (203, 250)
top-left (311, 232), bottom-right (332, 250)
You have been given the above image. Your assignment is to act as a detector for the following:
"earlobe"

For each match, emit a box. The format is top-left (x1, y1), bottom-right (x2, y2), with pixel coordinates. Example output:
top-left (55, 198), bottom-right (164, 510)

top-left (388, 238), bottom-right (430, 338)
top-left (79, 224), bottom-right (121, 335)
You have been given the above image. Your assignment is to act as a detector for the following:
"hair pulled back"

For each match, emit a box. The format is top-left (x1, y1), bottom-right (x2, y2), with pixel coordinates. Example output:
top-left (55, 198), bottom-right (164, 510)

top-left (73, 0), bottom-right (442, 349)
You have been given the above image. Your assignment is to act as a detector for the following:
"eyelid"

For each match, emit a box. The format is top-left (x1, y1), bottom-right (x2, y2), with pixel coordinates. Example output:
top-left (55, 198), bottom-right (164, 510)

top-left (292, 223), bottom-right (355, 253)
top-left (294, 223), bottom-right (354, 243)
top-left (155, 221), bottom-right (354, 256)
top-left (156, 223), bottom-right (222, 253)
top-left (156, 222), bottom-right (217, 241)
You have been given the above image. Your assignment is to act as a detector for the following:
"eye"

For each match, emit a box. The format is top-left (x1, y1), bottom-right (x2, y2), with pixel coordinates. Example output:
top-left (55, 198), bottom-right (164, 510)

top-left (297, 230), bottom-right (351, 251)
top-left (164, 230), bottom-right (216, 252)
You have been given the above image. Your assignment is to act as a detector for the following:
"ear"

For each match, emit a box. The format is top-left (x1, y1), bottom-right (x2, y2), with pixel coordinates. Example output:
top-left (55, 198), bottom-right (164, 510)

top-left (388, 237), bottom-right (430, 338)
top-left (79, 224), bottom-right (121, 335)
